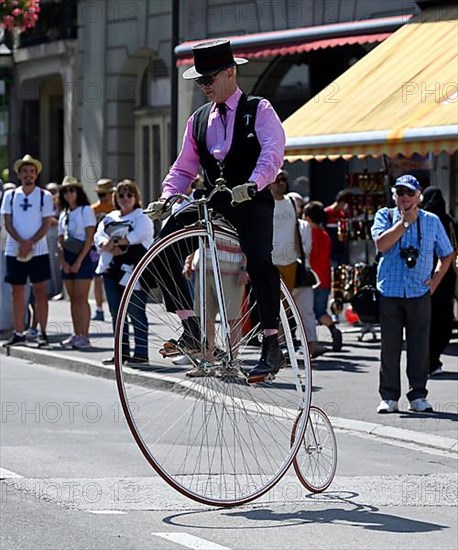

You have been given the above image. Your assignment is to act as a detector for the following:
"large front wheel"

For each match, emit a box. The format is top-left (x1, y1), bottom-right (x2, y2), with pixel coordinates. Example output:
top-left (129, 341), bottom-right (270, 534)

top-left (115, 225), bottom-right (312, 506)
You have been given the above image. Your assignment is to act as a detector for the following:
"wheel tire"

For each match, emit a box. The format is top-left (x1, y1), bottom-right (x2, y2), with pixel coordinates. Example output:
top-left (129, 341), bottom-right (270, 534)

top-left (292, 406), bottom-right (337, 493)
top-left (115, 226), bottom-right (312, 506)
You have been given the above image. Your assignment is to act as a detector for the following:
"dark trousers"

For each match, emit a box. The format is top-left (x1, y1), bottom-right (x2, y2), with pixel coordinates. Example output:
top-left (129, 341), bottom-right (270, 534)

top-left (103, 276), bottom-right (149, 359)
top-left (430, 269), bottom-right (456, 372)
top-left (155, 197), bottom-right (280, 329)
top-left (379, 293), bottom-right (431, 402)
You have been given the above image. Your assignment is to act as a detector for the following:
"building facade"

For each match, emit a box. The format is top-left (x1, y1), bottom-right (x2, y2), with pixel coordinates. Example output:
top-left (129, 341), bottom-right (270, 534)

top-left (5, 0), bottom-right (456, 212)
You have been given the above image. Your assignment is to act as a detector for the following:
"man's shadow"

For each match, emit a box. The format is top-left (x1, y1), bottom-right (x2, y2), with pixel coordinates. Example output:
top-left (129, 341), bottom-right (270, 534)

top-left (163, 492), bottom-right (447, 534)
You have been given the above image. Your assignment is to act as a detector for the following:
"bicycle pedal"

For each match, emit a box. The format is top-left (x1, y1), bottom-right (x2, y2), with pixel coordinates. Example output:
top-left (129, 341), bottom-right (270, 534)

top-left (247, 373), bottom-right (275, 384)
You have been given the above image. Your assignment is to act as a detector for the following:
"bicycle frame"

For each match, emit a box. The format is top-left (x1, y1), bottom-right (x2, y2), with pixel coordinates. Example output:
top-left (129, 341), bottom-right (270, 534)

top-left (165, 179), bottom-right (237, 366)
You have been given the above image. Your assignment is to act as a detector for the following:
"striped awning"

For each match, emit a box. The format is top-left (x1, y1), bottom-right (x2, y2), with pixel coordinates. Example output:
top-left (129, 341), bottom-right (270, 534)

top-left (175, 16), bottom-right (408, 65)
top-left (283, 7), bottom-right (458, 161)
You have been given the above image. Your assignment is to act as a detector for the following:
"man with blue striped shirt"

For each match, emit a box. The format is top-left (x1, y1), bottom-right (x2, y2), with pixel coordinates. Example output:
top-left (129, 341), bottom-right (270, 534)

top-left (371, 175), bottom-right (453, 414)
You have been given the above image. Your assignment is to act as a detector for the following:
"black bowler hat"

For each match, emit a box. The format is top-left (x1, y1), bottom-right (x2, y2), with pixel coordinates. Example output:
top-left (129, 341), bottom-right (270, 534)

top-left (182, 39), bottom-right (249, 80)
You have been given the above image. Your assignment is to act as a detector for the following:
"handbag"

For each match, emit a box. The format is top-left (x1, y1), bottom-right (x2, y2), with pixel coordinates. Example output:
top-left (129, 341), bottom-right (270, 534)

top-left (351, 285), bottom-right (380, 324)
top-left (295, 259), bottom-right (319, 288)
top-left (62, 211), bottom-right (85, 254)
top-left (292, 204), bottom-right (320, 288)
top-left (62, 235), bottom-right (85, 254)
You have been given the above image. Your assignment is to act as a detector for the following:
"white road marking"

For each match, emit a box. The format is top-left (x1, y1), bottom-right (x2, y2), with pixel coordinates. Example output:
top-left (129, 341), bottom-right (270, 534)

top-left (0, 467), bottom-right (23, 479)
top-left (87, 510), bottom-right (127, 515)
top-left (153, 533), bottom-right (231, 550)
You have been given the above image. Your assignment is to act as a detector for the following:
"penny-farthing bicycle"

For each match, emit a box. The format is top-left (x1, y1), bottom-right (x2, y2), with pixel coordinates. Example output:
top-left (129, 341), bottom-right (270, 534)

top-left (114, 179), bottom-right (336, 506)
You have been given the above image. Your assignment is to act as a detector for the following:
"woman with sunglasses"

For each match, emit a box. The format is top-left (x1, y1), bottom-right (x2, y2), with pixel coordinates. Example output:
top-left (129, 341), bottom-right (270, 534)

top-left (57, 176), bottom-right (97, 349)
top-left (94, 179), bottom-right (154, 365)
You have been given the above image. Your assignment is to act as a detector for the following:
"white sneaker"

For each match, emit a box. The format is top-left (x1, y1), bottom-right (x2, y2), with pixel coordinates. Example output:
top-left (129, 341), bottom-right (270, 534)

top-left (24, 328), bottom-right (39, 339)
top-left (61, 335), bottom-right (77, 348)
top-left (377, 399), bottom-right (399, 414)
top-left (430, 367), bottom-right (443, 377)
top-left (408, 398), bottom-right (433, 413)
top-left (172, 355), bottom-right (192, 366)
top-left (72, 335), bottom-right (91, 349)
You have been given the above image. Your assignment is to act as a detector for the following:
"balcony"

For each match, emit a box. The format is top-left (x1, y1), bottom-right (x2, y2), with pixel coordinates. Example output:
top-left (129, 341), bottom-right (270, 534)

top-left (12, 0), bottom-right (77, 48)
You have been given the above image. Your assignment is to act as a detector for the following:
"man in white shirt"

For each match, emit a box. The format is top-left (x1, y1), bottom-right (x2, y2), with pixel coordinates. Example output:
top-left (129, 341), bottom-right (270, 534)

top-left (1, 155), bottom-right (54, 346)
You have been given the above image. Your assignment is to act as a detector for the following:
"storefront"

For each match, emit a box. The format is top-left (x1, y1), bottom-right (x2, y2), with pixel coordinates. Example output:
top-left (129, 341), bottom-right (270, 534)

top-left (282, 6), bottom-right (457, 315)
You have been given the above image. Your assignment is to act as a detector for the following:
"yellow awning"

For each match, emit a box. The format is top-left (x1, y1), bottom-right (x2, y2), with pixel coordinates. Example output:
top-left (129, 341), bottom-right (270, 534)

top-left (283, 7), bottom-right (458, 161)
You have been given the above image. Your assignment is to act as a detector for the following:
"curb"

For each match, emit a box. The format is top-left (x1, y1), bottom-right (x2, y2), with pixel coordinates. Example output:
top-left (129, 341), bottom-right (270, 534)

top-left (2, 345), bottom-right (457, 455)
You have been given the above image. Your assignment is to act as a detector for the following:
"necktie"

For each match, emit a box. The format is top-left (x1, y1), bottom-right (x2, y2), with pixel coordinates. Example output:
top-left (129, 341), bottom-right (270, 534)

top-left (217, 103), bottom-right (227, 119)
top-left (217, 103), bottom-right (227, 138)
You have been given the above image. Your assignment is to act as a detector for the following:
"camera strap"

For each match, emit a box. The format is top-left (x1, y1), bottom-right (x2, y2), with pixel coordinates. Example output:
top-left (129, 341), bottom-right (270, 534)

top-left (400, 212), bottom-right (421, 247)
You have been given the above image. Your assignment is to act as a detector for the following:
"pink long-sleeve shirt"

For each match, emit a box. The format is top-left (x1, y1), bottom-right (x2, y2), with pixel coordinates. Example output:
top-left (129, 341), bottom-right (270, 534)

top-left (161, 87), bottom-right (285, 198)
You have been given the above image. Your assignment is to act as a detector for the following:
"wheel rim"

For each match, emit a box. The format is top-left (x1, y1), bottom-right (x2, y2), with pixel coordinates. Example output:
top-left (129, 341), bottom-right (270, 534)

top-left (115, 226), bottom-right (312, 506)
top-left (292, 406), bottom-right (337, 493)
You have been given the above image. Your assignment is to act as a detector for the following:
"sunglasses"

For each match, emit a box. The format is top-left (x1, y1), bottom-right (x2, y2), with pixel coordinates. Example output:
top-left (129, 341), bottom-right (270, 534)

top-left (396, 188), bottom-right (416, 197)
top-left (195, 70), bottom-right (223, 87)
top-left (276, 177), bottom-right (287, 182)
top-left (118, 192), bottom-right (134, 199)
top-left (97, 192), bottom-right (108, 197)
top-left (63, 187), bottom-right (77, 194)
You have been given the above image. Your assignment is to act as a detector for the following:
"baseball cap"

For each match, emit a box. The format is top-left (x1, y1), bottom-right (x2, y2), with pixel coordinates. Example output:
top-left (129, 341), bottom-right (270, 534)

top-left (394, 174), bottom-right (421, 192)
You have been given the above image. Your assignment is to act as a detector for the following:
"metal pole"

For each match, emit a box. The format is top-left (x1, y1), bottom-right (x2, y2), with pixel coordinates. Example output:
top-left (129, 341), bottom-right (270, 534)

top-left (171, 0), bottom-right (179, 161)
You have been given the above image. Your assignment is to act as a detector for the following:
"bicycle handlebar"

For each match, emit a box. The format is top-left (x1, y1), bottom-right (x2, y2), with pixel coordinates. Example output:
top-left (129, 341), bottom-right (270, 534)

top-left (144, 177), bottom-right (258, 219)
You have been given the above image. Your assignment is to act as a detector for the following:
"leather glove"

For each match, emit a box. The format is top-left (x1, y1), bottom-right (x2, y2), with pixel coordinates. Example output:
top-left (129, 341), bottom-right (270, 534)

top-left (144, 200), bottom-right (170, 221)
top-left (231, 183), bottom-right (257, 204)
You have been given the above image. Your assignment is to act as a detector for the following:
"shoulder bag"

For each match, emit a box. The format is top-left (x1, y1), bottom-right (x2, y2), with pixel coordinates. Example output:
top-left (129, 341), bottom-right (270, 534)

top-left (291, 200), bottom-right (320, 288)
top-left (62, 210), bottom-right (85, 254)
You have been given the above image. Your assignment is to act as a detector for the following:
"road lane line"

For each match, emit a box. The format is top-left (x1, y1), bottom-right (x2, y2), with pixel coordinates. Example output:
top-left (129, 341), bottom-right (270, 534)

top-left (0, 467), bottom-right (23, 479)
top-left (87, 510), bottom-right (127, 514)
top-left (153, 533), bottom-right (231, 550)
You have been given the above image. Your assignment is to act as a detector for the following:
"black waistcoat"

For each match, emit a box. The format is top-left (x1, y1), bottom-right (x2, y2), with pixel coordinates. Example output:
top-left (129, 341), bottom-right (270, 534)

top-left (192, 93), bottom-right (264, 190)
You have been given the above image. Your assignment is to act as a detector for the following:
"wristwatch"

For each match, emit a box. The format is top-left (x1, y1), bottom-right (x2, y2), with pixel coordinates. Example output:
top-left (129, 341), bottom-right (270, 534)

top-left (401, 219), bottom-right (409, 229)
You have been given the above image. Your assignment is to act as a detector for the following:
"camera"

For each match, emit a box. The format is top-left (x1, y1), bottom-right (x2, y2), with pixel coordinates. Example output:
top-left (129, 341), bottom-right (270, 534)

top-left (400, 246), bottom-right (419, 268)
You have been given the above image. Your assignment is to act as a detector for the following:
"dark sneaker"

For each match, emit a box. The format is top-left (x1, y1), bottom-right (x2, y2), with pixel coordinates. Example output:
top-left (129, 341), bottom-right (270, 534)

top-left (126, 356), bottom-right (149, 365)
top-left (247, 334), bottom-right (286, 383)
top-left (160, 317), bottom-right (201, 357)
top-left (331, 327), bottom-right (342, 352)
top-left (102, 355), bottom-right (129, 365)
top-left (37, 332), bottom-right (49, 347)
top-left (92, 310), bottom-right (105, 322)
top-left (3, 333), bottom-right (26, 347)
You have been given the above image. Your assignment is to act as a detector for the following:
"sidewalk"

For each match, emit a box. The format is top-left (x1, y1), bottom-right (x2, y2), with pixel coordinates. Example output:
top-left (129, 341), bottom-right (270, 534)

top-left (1, 298), bottom-right (457, 453)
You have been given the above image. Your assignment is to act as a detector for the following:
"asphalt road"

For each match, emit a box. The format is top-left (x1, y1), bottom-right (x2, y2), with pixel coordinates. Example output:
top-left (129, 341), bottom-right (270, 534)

top-left (1, 356), bottom-right (457, 550)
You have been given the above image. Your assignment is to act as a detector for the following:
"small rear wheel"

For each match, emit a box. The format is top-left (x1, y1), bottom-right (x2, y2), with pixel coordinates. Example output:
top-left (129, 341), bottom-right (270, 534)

top-left (292, 406), bottom-right (337, 493)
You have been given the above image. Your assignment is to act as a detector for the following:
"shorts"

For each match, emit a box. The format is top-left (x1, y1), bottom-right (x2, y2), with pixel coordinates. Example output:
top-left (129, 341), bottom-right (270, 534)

top-left (62, 250), bottom-right (96, 281)
top-left (194, 269), bottom-right (245, 321)
top-left (5, 254), bottom-right (51, 285)
top-left (313, 287), bottom-right (330, 319)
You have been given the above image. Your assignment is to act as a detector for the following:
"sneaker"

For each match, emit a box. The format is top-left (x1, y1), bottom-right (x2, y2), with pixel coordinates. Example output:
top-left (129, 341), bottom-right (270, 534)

top-left (309, 342), bottom-right (327, 358)
top-left (172, 355), bottom-right (192, 366)
top-left (102, 355), bottom-right (129, 365)
top-left (51, 293), bottom-right (64, 301)
top-left (331, 327), bottom-right (343, 352)
top-left (3, 333), bottom-right (26, 347)
top-left (408, 398), bottom-right (433, 413)
top-left (91, 310), bottom-right (105, 322)
top-left (61, 335), bottom-right (77, 348)
top-left (36, 332), bottom-right (49, 347)
top-left (186, 367), bottom-right (216, 378)
top-left (126, 356), bottom-right (149, 365)
top-left (430, 367), bottom-right (443, 377)
top-left (377, 399), bottom-right (399, 414)
top-left (24, 328), bottom-right (39, 340)
top-left (72, 335), bottom-right (91, 349)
